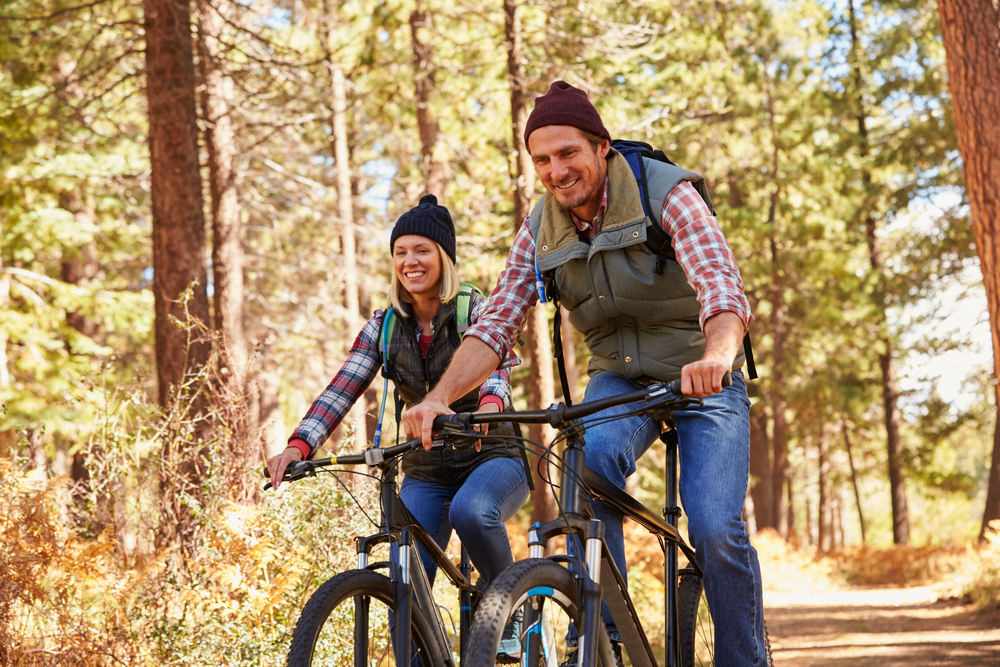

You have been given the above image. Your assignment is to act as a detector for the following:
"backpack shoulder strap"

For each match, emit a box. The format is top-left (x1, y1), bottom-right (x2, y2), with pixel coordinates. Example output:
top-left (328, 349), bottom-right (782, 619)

top-left (373, 307), bottom-right (397, 449)
top-left (456, 282), bottom-right (484, 336)
top-left (380, 306), bottom-right (396, 374)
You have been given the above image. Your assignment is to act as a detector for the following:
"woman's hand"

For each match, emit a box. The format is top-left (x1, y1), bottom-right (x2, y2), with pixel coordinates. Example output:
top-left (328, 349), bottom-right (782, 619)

top-left (473, 400), bottom-right (501, 452)
top-left (266, 444), bottom-right (305, 490)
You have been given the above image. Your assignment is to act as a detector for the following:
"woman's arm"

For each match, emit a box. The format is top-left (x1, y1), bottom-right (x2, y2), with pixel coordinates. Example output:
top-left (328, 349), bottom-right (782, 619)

top-left (267, 311), bottom-right (383, 489)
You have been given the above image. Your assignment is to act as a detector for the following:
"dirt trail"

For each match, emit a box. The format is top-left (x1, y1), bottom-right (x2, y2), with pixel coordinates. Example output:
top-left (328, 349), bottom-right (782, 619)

top-left (765, 584), bottom-right (1000, 666)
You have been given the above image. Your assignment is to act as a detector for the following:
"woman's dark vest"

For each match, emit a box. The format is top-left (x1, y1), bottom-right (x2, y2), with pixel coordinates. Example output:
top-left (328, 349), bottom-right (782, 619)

top-left (382, 294), bottom-right (519, 484)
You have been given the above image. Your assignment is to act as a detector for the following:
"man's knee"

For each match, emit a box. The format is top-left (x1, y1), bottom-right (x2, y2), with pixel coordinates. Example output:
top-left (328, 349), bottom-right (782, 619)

top-left (687, 513), bottom-right (747, 555)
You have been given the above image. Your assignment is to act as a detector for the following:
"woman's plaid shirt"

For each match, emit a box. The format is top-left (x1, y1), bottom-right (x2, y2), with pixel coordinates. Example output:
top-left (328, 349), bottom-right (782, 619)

top-left (464, 180), bottom-right (753, 364)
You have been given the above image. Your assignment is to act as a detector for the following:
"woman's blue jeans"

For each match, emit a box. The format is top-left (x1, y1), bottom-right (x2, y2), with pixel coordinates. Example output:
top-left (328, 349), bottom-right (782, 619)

top-left (571, 370), bottom-right (767, 667)
top-left (399, 455), bottom-right (529, 589)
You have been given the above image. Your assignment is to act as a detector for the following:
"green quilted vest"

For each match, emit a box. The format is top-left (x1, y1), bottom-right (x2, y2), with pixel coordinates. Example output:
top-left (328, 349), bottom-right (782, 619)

top-left (529, 149), bottom-right (745, 382)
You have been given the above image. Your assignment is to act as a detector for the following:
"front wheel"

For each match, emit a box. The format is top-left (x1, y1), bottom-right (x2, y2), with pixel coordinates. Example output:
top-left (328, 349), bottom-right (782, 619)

top-left (286, 569), bottom-right (446, 667)
top-left (677, 573), bottom-right (773, 667)
top-left (464, 558), bottom-right (615, 667)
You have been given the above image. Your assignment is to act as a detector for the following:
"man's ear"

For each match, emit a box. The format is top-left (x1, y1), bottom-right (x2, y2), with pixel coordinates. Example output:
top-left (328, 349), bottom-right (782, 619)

top-left (599, 139), bottom-right (611, 158)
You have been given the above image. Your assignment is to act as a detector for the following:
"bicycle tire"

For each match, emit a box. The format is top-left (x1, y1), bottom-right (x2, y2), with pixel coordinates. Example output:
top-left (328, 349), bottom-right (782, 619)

top-left (464, 558), bottom-right (615, 667)
top-left (677, 573), bottom-right (773, 667)
top-left (286, 569), bottom-right (446, 667)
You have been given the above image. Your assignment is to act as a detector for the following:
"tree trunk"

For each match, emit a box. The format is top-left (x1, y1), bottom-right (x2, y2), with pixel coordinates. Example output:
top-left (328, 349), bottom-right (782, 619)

top-left (144, 0), bottom-right (211, 408)
top-left (410, 0), bottom-right (448, 200)
top-left (849, 0), bottom-right (909, 544)
top-left (769, 238), bottom-right (790, 539)
top-left (59, 193), bottom-right (105, 347)
top-left (324, 0), bottom-right (366, 448)
top-left (197, 0), bottom-right (248, 388)
top-left (936, 0), bottom-right (1000, 542)
top-left (818, 428), bottom-right (832, 553)
top-left (842, 418), bottom-right (867, 544)
top-left (257, 341), bottom-right (286, 458)
top-left (749, 400), bottom-right (775, 530)
top-left (504, 0), bottom-right (556, 530)
top-left (144, 0), bottom-right (211, 552)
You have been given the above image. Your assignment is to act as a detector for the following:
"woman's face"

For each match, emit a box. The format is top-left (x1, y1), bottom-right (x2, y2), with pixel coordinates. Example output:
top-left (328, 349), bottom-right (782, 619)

top-left (393, 235), bottom-right (442, 299)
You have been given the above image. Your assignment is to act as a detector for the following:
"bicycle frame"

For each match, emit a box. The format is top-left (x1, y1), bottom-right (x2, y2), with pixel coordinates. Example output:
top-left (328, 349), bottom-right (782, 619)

top-left (441, 378), bottom-right (713, 667)
top-left (273, 439), bottom-right (482, 667)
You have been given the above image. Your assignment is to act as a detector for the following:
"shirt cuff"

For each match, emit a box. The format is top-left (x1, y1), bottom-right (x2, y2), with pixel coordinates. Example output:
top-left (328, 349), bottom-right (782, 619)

top-left (478, 394), bottom-right (505, 412)
top-left (287, 439), bottom-right (312, 460)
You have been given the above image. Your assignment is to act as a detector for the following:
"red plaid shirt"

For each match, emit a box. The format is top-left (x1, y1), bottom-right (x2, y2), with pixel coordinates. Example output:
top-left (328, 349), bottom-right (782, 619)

top-left (465, 180), bottom-right (753, 362)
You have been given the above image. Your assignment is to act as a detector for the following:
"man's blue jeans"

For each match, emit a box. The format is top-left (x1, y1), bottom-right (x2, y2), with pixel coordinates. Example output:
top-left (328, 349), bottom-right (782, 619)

top-left (399, 455), bottom-right (529, 588)
top-left (572, 370), bottom-right (767, 667)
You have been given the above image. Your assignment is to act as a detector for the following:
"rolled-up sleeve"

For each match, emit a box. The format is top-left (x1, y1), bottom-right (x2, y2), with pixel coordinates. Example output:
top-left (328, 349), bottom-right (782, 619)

top-left (463, 219), bottom-right (538, 362)
top-left (662, 181), bottom-right (753, 332)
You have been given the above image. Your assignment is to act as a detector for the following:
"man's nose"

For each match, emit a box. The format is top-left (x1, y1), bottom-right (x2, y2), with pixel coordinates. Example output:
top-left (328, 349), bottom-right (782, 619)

top-left (550, 158), bottom-right (569, 181)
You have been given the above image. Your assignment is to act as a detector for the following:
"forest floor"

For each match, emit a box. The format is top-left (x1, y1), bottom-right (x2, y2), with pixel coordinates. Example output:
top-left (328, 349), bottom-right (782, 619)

top-left (756, 533), bottom-right (1000, 666)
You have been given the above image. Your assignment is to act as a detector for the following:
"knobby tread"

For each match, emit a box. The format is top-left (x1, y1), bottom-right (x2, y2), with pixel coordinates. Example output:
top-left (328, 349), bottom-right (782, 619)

top-left (677, 573), bottom-right (706, 667)
top-left (286, 568), bottom-right (445, 667)
top-left (464, 558), bottom-right (613, 667)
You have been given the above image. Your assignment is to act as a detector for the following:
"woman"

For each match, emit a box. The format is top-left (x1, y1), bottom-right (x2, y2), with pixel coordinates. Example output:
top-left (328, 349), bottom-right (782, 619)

top-left (267, 194), bottom-right (529, 595)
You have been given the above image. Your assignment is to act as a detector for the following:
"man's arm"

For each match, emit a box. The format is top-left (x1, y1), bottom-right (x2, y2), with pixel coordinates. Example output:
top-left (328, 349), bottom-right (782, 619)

top-left (403, 218), bottom-right (539, 449)
top-left (402, 338), bottom-right (502, 449)
top-left (662, 181), bottom-right (753, 397)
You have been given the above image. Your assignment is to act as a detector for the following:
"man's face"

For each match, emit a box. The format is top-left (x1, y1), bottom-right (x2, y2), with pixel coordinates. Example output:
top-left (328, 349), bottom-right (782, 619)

top-left (528, 125), bottom-right (609, 219)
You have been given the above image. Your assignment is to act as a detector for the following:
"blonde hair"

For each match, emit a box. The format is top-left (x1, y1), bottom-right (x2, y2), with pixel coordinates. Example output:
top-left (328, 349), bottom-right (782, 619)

top-left (388, 242), bottom-right (461, 315)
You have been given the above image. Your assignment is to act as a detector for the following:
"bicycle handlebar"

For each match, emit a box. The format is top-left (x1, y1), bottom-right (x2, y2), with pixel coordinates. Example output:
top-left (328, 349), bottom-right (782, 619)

top-left (264, 372), bottom-right (731, 489)
top-left (432, 372), bottom-right (731, 429)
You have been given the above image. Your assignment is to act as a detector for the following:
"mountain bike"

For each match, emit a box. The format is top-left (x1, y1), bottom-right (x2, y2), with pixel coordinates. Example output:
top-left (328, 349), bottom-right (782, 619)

top-left (440, 374), bottom-right (773, 667)
top-left (264, 426), bottom-right (491, 667)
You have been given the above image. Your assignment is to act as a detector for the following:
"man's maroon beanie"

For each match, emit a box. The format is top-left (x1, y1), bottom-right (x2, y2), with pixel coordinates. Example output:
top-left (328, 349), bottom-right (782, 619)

top-left (524, 81), bottom-right (611, 148)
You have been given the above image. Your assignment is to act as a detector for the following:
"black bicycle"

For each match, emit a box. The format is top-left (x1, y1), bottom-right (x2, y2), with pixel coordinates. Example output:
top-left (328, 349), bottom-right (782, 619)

top-left (265, 425), bottom-right (492, 667)
top-left (437, 374), bottom-right (773, 667)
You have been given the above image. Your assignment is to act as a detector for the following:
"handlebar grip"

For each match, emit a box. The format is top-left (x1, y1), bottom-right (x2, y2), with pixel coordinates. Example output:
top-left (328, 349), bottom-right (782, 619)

top-left (667, 370), bottom-right (732, 396)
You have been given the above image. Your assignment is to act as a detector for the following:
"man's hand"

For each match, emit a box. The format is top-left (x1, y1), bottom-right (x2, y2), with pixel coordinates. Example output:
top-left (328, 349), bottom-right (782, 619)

top-left (681, 311), bottom-right (745, 397)
top-left (681, 359), bottom-right (732, 397)
top-left (266, 444), bottom-right (304, 490)
top-left (472, 400), bottom-right (501, 452)
top-left (402, 396), bottom-right (454, 451)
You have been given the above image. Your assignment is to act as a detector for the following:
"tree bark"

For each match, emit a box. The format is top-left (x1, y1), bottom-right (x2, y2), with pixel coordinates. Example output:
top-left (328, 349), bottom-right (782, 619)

top-left (197, 0), bottom-right (248, 388)
top-left (324, 0), bottom-right (366, 448)
top-left (505, 0), bottom-right (556, 530)
top-left (936, 0), bottom-right (1000, 542)
top-left (59, 192), bottom-right (105, 347)
top-left (144, 0), bottom-right (211, 408)
top-left (842, 418), bottom-right (867, 544)
top-left (769, 238), bottom-right (790, 539)
top-left (849, 0), bottom-right (909, 544)
top-left (818, 428), bottom-right (832, 553)
top-left (410, 0), bottom-right (448, 200)
top-left (144, 0), bottom-right (211, 552)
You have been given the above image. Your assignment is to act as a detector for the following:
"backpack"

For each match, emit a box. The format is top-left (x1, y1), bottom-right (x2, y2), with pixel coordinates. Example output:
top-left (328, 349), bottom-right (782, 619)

top-left (372, 282), bottom-right (483, 448)
top-left (533, 139), bottom-right (757, 403)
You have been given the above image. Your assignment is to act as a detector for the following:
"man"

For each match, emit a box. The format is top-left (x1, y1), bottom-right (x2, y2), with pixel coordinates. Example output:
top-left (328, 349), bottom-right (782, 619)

top-left (402, 81), bottom-right (767, 667)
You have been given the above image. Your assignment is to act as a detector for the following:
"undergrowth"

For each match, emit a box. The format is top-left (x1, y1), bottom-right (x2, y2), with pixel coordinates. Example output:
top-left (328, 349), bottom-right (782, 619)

top-left (0, 325), bottom-right (380, 666)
